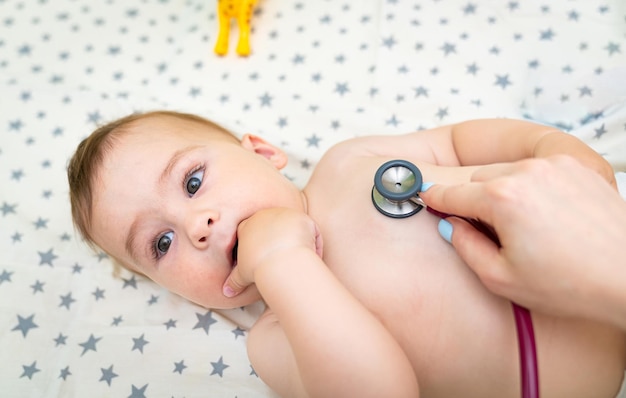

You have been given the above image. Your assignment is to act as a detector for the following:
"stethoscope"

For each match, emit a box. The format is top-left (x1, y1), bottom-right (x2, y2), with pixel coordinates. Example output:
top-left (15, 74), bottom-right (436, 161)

top-left (372, 160), bottom-right (539, 398)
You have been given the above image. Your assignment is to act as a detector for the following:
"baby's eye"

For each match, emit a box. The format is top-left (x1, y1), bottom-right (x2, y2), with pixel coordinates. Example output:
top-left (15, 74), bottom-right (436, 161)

top-left (185, 168), bottom-right (204, 196)
top-left (154, 231), bottom-right (174, 258)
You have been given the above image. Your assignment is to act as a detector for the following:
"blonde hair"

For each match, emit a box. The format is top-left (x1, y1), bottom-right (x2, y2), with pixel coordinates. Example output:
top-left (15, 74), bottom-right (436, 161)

top-left (67, 110), bottom-right (236, 252)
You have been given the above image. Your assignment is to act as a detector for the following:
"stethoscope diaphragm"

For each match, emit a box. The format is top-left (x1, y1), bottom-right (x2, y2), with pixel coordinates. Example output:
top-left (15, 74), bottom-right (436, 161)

top-left (371, 159), bottom-right (424, 218)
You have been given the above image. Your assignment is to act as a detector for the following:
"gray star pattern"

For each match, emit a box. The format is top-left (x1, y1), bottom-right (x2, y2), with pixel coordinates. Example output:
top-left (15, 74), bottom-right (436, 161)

top-left (38, 248), bottom-right (57, 266)
top-left (59, 366), bottom-right (71, 380)
top-left (1, 202), bottom-right (17, 215)
top-left (59, 292), bottom-right (76, 309)
top-left (193, 311), bottom-right (217, 335)
top-left (20, 361), bottom-right (40, 379)
top-left (173, 360), bottom-right (187, 374)
top-left (79, 334), bottom-right (102, 356)
top-left (100, 365), bottom-right (118, 386)
top-left (129, 384), bottom-right (148, 398)
top-left (0, 270), bottom-right (13, 284)
top-left (210, 356), bottom-right (229, 377)
top-left (12, 314), bottom-right (38, 337)
top-left (131, 334), bottom-right (149, 353)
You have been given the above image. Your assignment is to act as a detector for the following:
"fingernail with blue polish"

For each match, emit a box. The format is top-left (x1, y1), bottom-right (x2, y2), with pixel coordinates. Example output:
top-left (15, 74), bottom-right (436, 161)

top-left (421, 182), bottom-right (434, 192)
top-left (438, 219), bottom-right (453, 243)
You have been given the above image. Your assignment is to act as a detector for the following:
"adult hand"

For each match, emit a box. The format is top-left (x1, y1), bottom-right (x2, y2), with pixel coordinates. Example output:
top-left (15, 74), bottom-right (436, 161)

top-left (223, 207), bottom-right (323, 297)
top-left (420, 155), bottom-right (626, 329)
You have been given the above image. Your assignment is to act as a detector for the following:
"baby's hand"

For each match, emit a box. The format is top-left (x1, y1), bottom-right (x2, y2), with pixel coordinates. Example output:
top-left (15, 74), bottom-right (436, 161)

top-left (223, 208), bottom-right (323, 297)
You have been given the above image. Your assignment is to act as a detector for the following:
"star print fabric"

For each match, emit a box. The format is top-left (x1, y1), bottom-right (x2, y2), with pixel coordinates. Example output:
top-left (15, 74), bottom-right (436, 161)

top-left (1, 0), bottom-right (625, 397)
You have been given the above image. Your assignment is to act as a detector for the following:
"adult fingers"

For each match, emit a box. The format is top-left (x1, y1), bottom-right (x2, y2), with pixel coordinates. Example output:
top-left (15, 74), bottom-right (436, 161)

top-left (442, 217), bottom-right (511, 297)
top-left (421, 160), bottom-right (535, 225)
top-left (469, 161), bottom-right (521, 182)
top-left (420, 182), bottom-right (494, 223)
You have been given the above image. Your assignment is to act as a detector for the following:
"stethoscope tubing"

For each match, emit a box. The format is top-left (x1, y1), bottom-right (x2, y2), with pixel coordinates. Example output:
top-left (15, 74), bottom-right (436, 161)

top-left (373, 160), bottom-right (539, 398)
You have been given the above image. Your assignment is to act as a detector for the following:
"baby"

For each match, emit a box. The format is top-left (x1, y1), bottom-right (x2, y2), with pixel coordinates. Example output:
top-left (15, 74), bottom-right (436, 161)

top-left (68, 110), bottom-right (625, 398)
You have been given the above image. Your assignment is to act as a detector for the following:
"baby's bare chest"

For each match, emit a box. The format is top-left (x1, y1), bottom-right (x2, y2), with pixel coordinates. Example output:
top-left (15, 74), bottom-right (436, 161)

top-left (300, 157), bottom-right (626, 397)
top-left (306, 158), bottom-right (491, 311)
top-left (304, 157), bottom-right (479, 309)
top-left (304, 160), bottom-right (523, 395)
top-left (308, 177), bottom-right (489, 322)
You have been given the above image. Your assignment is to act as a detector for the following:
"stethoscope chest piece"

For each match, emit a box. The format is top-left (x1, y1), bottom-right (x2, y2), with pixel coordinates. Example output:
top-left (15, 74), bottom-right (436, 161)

top-left (372, 159), bottom-right (424, 218)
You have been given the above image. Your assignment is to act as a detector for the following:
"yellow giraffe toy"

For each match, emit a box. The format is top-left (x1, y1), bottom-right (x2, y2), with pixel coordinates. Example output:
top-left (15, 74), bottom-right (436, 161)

top-left (214, 0), bottom-right (258, 56)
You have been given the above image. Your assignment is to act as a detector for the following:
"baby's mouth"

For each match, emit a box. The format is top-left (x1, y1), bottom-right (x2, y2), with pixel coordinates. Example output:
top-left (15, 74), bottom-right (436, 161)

top-left (231, 240), bottom-right (238, 267)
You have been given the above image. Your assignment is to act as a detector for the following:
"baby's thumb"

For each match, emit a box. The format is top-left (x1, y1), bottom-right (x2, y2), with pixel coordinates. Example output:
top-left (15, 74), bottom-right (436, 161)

top-left (440, 218), bottom-right (508, 294)
top-left (223, 266), bottom-right (248, 298)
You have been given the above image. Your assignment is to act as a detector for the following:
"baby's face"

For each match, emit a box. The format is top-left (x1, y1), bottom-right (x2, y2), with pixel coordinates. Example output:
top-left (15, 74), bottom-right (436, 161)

top-left (90, 116), bottom-right (304, 309)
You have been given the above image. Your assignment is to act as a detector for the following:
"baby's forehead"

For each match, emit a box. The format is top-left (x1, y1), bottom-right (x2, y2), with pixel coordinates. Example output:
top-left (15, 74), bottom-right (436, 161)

top-left (125, 114), bottom-right (199, 134)
top-left (123, 115), bottom-right (233, 141)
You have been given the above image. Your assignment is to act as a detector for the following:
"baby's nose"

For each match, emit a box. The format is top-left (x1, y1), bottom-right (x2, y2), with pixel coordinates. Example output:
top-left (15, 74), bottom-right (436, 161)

top-left (187, 212), bottom-right (218, 248)
top-left (197, 219), bottom-right (212, 242)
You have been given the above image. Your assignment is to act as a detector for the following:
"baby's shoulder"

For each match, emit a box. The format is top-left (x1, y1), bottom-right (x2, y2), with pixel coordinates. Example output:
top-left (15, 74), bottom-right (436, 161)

top-left (311, 138), bottom-right (379, 184)
top-left (308, 138), bottom-right (362, 180)
top-left (315, 132), bottom-right (438, 174)
top-left (316, 135), bottom-right (394, 170)
top-left (322, 136), bottom-right (374, 159)
top-left (317, 131), bottom-right (440, 171)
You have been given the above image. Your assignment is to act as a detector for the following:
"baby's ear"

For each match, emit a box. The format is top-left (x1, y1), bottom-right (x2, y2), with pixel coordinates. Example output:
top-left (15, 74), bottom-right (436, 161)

top-left (240, 134), bottom-right (288, 169)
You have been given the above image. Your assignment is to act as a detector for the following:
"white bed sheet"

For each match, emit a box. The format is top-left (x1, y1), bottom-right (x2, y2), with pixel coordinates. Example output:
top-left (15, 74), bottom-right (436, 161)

top-left (1, 0), bottom-right (625, 397)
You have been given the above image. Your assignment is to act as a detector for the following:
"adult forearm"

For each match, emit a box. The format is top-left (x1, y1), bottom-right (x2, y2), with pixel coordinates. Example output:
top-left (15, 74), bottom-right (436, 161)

top-left (421, 156), bottom-right (626, 329)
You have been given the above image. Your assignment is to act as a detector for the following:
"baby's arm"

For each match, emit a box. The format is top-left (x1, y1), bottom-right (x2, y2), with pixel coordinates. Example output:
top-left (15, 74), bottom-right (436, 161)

top-left (346, 118), bottom-right (615, 186)
top-left (224, 208), bottom-right (419, 398)
top-left (444, 118), bottom-right (615, 185)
